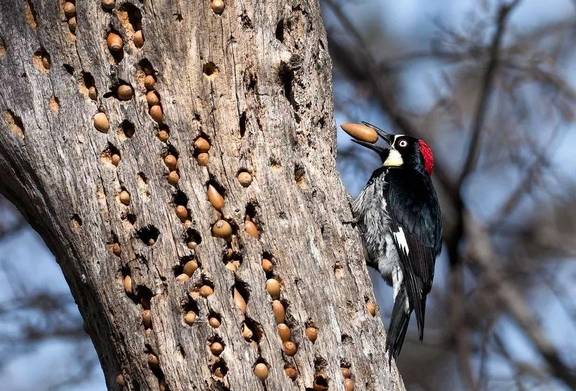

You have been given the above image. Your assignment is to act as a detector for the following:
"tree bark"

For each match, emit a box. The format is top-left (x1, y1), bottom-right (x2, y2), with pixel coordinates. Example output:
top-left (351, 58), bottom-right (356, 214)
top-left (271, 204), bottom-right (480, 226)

top-left (0, 0), bottom-right (404, 390)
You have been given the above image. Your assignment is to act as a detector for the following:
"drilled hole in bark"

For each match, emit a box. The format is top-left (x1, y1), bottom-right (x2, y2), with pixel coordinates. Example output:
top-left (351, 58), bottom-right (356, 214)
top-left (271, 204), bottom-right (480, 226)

top-left (232, 278), bottom-right (250, 311)
top-left (278, 62), bottom-right (295, 103)
top-left (137, 225), bottom-right (159, 246)
top-left (70, 214), bottom-right (82, 230)
top-left (49, 96), bottom-right (59, 113)
top-left (172, 190), bottom-right (188, 207)
top-left (63, 64), bottom-right (74, 75)
top-left (136, 172), bottom-right (150, 200)
top-left (184, 228), bottom-right (202, 249)
top-left (106, 28), bottom-right (124, 63)
top-left (211, 358), bottom-right (228, 378)
top-left (223, 250), bottom-right (242, 272)
top-left (118, 120), bottom-right (135, 139)
top-left (313, 374), bottom-right (329, 391)
top-left (137, 286), bottom-right (153, 309)
top-left (157, 124), bottom-right (170, 142)
top-left (80, 72), bottom-right (97, 99)
top-left (122, 212), bottom-right (137, 226)
top-left (242, 317), bottom-right (262, 343)
top-left (107, 232), bottom-right (121, 256)
top-left (193, 275), bottom-right (215, 298)
top-left (182, 296), bottom-right (199, 324)
top-left (208, 335), bottom-right (225, 356)
top-left (239, 111), bottom-right (247, 137)
top-left (208, 312), bottom-right (221, 328)
top-left (173, 255), bottom-right (198, 279)
top-left (244, 202), bottom-right (260, 238)
top-left (32, 48), bottom-right (50, 72)
top-left (294, 163), bottom-right (307, 187)
top-left (100, 143), bottom-right (121, 166)
top-left (275, 19), bottom-right (284, 42)
top-left (138, 58), bottom-right (156, 76)
top-left (24, 0), bottom-right (38, 29)
top-left (202, 62), bottom-right (219, 79)
top-left (118, 2), bottom-right (142, 32)
top-left (341, 333), bottom-right (353, 344)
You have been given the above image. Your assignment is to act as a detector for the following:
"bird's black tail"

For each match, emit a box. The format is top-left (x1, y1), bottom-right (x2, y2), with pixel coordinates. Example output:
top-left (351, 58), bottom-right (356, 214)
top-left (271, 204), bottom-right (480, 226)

top-left (386, 288), bottom-right (411, 361)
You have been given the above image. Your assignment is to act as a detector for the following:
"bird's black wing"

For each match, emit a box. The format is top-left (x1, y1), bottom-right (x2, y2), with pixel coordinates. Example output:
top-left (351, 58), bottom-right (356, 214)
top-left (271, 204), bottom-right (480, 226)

top-left (386, 169), bottom-right (442, 340)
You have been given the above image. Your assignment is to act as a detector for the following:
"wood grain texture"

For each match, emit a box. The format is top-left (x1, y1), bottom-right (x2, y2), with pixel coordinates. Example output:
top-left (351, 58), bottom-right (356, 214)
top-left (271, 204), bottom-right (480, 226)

top-left (0, 0), bottom-right (404, 390)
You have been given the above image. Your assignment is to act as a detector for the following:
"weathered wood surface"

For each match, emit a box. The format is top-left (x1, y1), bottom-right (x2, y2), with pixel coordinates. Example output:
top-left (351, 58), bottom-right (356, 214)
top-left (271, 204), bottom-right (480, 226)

top-left (0, 0), bottom-right (404, 390)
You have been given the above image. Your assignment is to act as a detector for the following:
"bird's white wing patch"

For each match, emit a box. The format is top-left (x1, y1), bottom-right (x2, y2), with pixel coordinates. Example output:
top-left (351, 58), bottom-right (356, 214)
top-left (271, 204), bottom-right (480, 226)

top-left (393, 227), bottom-right (409, 256)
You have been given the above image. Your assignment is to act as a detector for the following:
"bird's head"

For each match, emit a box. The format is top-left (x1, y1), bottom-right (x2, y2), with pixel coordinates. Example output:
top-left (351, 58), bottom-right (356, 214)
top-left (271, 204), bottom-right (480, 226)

top-left (351, 123), bottom-right (434, 176)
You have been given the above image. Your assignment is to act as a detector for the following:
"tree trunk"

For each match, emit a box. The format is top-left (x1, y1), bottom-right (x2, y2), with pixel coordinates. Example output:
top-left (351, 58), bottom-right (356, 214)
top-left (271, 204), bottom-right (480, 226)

top-left (0, 0), bottom-right (404, 390)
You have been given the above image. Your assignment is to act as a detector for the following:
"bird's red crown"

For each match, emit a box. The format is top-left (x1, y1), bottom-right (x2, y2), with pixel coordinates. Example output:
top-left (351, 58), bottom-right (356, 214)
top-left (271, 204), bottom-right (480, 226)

top-left (418, 139), bottom-right (434, 175)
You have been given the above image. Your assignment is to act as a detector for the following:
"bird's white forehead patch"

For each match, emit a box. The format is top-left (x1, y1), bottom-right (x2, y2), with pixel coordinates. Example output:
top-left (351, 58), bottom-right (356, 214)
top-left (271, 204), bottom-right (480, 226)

top-left (384, 149), bottom-right (403, 167)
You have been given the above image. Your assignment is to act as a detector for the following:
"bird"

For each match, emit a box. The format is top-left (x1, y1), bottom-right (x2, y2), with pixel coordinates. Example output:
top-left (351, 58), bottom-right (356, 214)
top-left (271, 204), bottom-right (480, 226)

top-left (350, 122), bottom-right (442, 360)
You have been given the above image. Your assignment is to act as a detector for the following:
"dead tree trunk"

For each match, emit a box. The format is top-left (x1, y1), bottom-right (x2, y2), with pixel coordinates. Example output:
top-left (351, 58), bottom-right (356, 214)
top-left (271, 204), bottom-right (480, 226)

top-left (0, 0), bottom-right (404, 390)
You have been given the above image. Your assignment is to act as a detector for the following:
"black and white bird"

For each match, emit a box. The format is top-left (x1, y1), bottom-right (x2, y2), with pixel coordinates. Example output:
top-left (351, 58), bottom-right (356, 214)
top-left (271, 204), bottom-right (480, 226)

top-left (351, 122), bottom-right (442, 360)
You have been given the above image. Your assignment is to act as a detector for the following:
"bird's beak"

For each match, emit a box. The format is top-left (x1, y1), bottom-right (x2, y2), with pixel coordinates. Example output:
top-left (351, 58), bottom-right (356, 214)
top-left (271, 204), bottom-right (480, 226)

top-left (362, 122), bottom-right (394, 144)
top-left (351, 139), bottom-right (388, 154)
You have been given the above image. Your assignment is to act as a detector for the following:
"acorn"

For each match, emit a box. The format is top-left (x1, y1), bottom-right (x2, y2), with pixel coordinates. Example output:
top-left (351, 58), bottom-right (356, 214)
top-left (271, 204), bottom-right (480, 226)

top-left (142, 309), bottom-right (152, 328)
top-left (163, 154), bottom-right (177, 170)
top-left (111, 153), bottom-right (121, 166)
top-left (149, 104), bottom-right (163, 122)
top-left (101, 0), bottom-right (115, 9)
top-left (106, 32), bottom-right (123, 52)
top-left (253, 363), bottom-right (268, 380)
top-left (344, 379), bottom-right (355, 391)
top-left (210, 342), bottom-right (224, 356)
top-left (284, 366), bottom-right (298, 380)
top-left (207, 185), bottom-right (224, 210)
top-left (133, 30), bottom-right (144, 48)
top-left (167, 171), bottom-right (180, 185)
top-left (67, 17), bottom-right (77, 33)
top-left (93, 112), bottom-right (110, 132)
top-left (194, 137), bottom-right (210, 152)
top-left (225, 262), bottom-right (237, 272)
top-left (209, 316), bottom-right (221, 328)
top-left (305, 326), bottom-right (318, 343)
top-left (277, 323), bottom-right (290, 342)
top-left (261, 258), bottom-right (273, 272)
top-left (115, 373), bottom-right (125, 386)
top-left (367, 301), bottom-right (377, 317)
top-left (146, 90), bottom-right (160, 106)
top-left (183, 311), bottom-right (197, 325)
top-left (272, 300), bottom-right (285, 323)
top-left (175, 205), bottom-right (188, 221)
top-left (199, 285), bottom-right (214, 297)
top-left (341, 367), bottom-right (352, 379)
top-left (244, 219), bottom-right (259, 238)
top-left (237, 171), bottom-right (252, 187)
top-left (283, 341), bottom-right (297, 356)
top-left (88, 86), bottom-right (97, 100)
top-left (117, 84), bottom-right (133, 100)
top-left (186, 241), bottom-right (197, 250)
top-left (123, 275), bottom-right (133, 295)
top-left (119, 190), bottom-right (130, 205)
top-left (211, 0), bottom-right (225, 14)
top-left (63, 2), bottom-right (76, 18)
top-left (144, 75), bottom-right (156, 90)
top-left (183, 260), bottom-right (198, 276)
top-left (197, 152), bottom-right (209, 166)
top-left (157, 128), bottom-right (169, 141)
top-left (241, 323), bottom-right (253, 340)
top-left (212, 219), bottom-right (232, 238)
top-left (147, 353), bottom-right (159, 368)
top-left (233, 288), bottom-right (247, 313)
top-left (111, 242), bottom-right (121, 256)
top-left (340, 122), bottom-right (378, 143)
top-left (41, 55), bottom-right (50, 70)
top-left (176, 273), bottom-right (189, 283)
top-left (265, 278), bottom-right (281, 299)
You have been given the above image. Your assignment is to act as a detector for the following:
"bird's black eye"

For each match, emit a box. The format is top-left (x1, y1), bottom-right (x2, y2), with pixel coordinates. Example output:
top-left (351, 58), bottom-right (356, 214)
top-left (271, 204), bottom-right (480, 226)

top-left (398, 139), bottom-right (408, 148)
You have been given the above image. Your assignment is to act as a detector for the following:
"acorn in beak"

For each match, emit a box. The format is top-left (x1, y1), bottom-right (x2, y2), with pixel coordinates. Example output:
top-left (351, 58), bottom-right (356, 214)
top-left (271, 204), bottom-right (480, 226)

top-left (340, 121), bottom-right (393, 160)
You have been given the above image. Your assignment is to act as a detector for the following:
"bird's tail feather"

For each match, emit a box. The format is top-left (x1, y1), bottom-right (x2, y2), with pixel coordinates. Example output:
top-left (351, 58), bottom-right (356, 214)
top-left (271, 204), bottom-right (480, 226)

top-left (386, 288), bottom-right (410, 361)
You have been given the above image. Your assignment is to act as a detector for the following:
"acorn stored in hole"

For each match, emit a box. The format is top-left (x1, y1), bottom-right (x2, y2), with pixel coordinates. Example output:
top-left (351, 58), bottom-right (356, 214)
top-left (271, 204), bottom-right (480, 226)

top-left (117, 84), bottom-right (133, 100)
top-left (211, 219), bottom-right (232, 238)
top-left (199, 285), bottom-right (214, 297)
top-left (210, 342), bottom-right (224, 356)
top-left (167, 171), bottom-right (179, 185)
top-left (197, 152), bottom-right (209, 166)
top-left (146, 91), bottom-right (160, 106)
top-left (133, 30), bottom-right (144, 48)
top-left (144, 75), bottom-right (156, 90)
top-left (277, 323), bottom-right (290, 342)
top-left (265, 278), bottom-right (281, 299)
top-left (233, 288), bottom-right (247, 313)
top-left (111, 242), bottom-right (121, 256)
top-left (149, 104), bottom-right (163, 122)
top-left (209, 316), bottom-right (221, 328)
top-left (101, 0), bottom-right (115, 9)
top-left (367, 301), bottom-right (377, 317)
top-left (88, 86), bottom-right (97, 100)
top-left (211, 0), bottom-right (225, 14)
top-left (63, 2), bottom-right (76, 18)
top-left (157, 128), bottom-right (169, 141)
top-left (176, 273), bottom-right (189, 283)
top-left (106, 32), bottom-right (123, 52)
top-left (241, 323), bottom-right (253, 340)
top-left (115, 373), bottom-right (125, 386)
top-left (175, 205), bottom-right (188, 221)
top-left (305, 326), bottom-right (318, 343)
top-left (237, 171), bottom-right (252, 187)
top-left (272, 300), bottom-right (285, 323)
top-left (340, 122), bottom-right (378, 143)
top-left (163, 154), bottom-right (177, 170)
top-left (244, 220), bottom-right (259, 237)
top-left (284, 366), bottom-right (298, 380)
top-left (147, 353), bottom-right (159, 368)
top-left (142, 309), bottom-right (152, 329)
top-left (183, 311), bottom-right (197, 325)
top-left (283, 341), bottom-right (297, 356)
top-left (123, 275), bottom-right (133, 295)
top-left (261, 258), bottom-right (273, 272)
top-left (183, 260), bottom-right (198, 276)
top-left (111, 153), bottom-right (121, 166)
top-left (119, 190), bottom-right (130, 205)
top-left (67, 17), bottom-right (77, 33)
top-left (254, 363), bottom-right (268, 380)
top-left (207, 185), bottom-right (224, 210)
top-left (93, 112), bottom-right (110, 132)
top-left (194, 137), bottom-right (210, 152)
top-left (344, 379), bottom-right (355, 391)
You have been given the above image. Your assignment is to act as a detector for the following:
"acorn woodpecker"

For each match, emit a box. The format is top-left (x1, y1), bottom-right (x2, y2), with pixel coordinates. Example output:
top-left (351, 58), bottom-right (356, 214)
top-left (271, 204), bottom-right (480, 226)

top-left (351, 122), bottom-right (442, 360)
